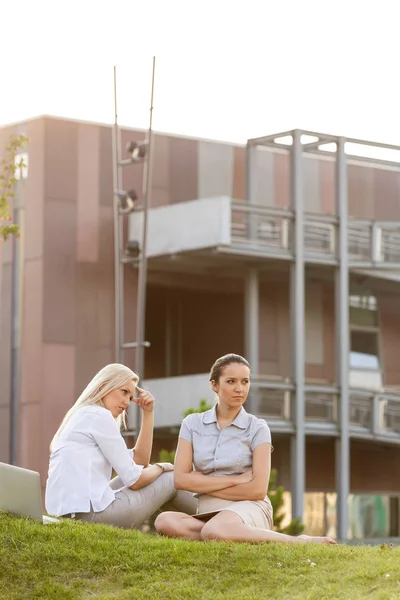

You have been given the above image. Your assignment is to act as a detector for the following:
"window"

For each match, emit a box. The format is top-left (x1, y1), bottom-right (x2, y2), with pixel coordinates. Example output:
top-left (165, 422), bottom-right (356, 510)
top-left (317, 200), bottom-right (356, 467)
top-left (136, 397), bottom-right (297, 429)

top-left (350, 331), bottom-right (380, 370)
top-left (349, 293), bottom-right (382, 390)
top-left (14, 152), bottom-right (28, 180)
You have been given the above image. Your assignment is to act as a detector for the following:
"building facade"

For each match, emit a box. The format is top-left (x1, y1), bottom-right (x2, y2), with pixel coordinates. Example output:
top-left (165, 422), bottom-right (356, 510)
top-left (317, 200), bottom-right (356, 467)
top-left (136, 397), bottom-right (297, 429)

top-left (0, 116), bottom-right (399, 540)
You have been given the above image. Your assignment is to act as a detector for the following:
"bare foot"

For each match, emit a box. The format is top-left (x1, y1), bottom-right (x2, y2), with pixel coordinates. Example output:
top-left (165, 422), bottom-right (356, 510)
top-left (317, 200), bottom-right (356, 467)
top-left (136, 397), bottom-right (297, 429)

top-left (298, 534), bottom-right (337, 545)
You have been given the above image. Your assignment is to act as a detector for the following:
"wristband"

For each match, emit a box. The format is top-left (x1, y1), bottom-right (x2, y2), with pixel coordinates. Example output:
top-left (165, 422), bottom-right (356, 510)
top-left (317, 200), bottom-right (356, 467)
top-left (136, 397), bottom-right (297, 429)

top-left (155, 463), bottom-right (165, 473)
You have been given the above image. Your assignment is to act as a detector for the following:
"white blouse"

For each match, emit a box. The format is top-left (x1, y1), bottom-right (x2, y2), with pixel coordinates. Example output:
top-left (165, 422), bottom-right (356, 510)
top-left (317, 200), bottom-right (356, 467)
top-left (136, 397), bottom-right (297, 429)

top-left (45, 405), bottom-right (143, 517)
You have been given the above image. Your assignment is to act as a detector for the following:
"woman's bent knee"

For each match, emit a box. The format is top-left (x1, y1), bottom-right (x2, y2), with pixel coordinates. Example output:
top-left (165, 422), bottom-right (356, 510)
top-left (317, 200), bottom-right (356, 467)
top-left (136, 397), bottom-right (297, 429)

top-left (154, 511), bottom-right (179, 536)
top-left (155, 512), bottom-right (198, 538)
top-left (200, 521), bottom-right (225, 541)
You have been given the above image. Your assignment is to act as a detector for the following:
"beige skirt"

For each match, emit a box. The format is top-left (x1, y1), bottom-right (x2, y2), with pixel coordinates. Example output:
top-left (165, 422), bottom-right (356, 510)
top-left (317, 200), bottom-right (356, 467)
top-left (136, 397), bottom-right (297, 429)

top-left (192, 493), bottom-right (274, 530)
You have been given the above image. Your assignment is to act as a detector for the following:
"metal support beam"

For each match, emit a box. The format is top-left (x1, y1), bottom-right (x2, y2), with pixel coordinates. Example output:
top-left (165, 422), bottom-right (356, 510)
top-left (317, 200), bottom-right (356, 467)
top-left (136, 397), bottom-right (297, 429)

top-left (112, 66), bottom-right (124, 364)
top-left (290, 130), bottom-right (306, 521)
top-left (133, 57), bottom-right (156, 436)
top-left (244, 268), bottom-right (259, 415)
top-left (9, 182), bottom-right (24, 465)
top-left (335, 137), bottom-right (350, 541)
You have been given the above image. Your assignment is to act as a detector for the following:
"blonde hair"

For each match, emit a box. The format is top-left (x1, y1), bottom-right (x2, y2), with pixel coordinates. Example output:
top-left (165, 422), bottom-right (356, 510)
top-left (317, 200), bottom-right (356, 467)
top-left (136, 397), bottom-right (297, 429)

top-left (50, 363), bottom-right (138, 451)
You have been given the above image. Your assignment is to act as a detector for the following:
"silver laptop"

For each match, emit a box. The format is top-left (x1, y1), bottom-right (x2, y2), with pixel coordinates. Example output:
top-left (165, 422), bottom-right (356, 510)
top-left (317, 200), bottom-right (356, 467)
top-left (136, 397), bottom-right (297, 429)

top-left (0, 462), bottom-right (59, 524)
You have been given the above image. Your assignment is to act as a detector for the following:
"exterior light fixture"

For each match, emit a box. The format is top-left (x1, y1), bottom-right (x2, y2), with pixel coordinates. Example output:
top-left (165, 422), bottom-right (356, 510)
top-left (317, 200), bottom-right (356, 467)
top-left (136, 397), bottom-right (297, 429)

top-left (116, 189), bottom-right (137, 213)
top-left (126, 140), bottom-right (147, 163)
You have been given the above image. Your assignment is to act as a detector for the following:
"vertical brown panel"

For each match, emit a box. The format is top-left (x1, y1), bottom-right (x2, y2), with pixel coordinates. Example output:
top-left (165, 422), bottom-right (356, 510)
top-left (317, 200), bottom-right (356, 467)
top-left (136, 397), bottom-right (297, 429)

top-left (373, 169), bottom-right (400, 220)
top-left (0, 262), bottom-right (11, 462)
top-left (124, 268), bottom-right (139, 374)
top-left (323, 282), bottom-right (335, 383)
top-left (274, 152), bottom-right (290, 209)
top-left (379, 293), bottom-right (400, 387)
top-left (180, 289), bottom-right (244, 375)
top-left (348, 164), bottom-right (374, 219)
top-left (233, 145), bottom-right (246, 200)
top-left (169, 137), bottom-right (198, 204)
top-left (45, 118), bottom-right (78, 202)
top-left (276, 280), bottom-right (290, 378)
top-left (99, 126), bottom-right (113, 207)
top-left (18, 403), bottom-right (42, 473)
top-left (259, 282), bottom-right (279, 375)
top-left (306, 439), bottom-right (335, 491)
top-left (151, 134), bottom-right (171, 208)
top-left (19, 344), bottom-right (76, 484)
top-left (20, 260), bottom-right (43, 408)
top-left (319, 159), bottom-right (335, 215)
top-left (351, 441), bottom-right (400, 493)
top-left (43, 200), bottom-right (76, 343)
top-left (24, 119), bottom-right (45, 260)
top-left (77, 124), bottom-right (100, 262)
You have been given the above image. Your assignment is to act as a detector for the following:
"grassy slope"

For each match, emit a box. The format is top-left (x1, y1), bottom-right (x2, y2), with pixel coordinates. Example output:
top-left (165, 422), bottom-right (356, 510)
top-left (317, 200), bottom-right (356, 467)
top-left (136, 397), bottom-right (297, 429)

top-left (1, 513), bottom-right (399, 600)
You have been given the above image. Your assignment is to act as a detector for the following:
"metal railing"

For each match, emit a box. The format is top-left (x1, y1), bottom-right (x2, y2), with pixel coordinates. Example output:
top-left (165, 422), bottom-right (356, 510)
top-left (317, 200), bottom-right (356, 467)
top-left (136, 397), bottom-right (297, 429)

top-left (252, 379), bottom-right (400, 439)
top-left (230, 202), bottom-right (400, 267)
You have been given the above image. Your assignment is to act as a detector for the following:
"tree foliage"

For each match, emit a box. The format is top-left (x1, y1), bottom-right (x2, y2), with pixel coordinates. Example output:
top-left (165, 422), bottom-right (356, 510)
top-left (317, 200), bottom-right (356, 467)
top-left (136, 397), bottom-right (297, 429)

top-left (267, 468), bottom-right (304, 535)
top-left (0, 134), bottom-right (29, 242)
top-left (183, 398), bottom-right (212, 418)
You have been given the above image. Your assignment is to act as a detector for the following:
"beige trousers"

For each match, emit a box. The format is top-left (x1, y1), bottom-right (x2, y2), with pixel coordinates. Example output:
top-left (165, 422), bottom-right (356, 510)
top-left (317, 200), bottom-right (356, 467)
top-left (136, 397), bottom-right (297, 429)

top-left (74, 471), bottom-right (197, 529)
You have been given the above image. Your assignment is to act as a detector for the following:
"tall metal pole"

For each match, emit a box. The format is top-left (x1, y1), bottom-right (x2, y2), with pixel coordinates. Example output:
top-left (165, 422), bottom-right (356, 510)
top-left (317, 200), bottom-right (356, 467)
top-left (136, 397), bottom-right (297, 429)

top-left (10, 174), bottom-right (24, 465)
top-left (290, 129), bottom-right (306, 521)
top-left (134, 56), bottom-right (156, 435)
top-left (112, 66), bottom-right (124, 363)
top-left (244, 268), bottom-right (259, 415)
top-left (335, 137), bottom-right (350, 540)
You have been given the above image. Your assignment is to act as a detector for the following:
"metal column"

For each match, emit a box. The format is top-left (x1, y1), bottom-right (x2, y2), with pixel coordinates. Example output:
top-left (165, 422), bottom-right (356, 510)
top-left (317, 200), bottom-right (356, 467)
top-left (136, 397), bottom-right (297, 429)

top-left (244, 268), bottom-right (259, 414)
top-left (245, 141), bottom-right (260, 414)
top-left (335, 137), bottom-right (350, 541)
top-left (112, 66), bottom-right (124, 364)
top-left (9, 179), bottom-right (24, 465)
top-left (290, 130), bottom-right (306, 521)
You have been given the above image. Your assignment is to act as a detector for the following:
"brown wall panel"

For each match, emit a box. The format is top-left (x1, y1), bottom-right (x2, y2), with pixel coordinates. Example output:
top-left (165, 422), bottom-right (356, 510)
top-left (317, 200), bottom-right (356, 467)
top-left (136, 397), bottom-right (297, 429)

top-left (180, 289), bottom-right (244, 376)
top-left (350, 441), bottom-right (400, 493)
top-left (0, 407), bottom-right (10, 463)
top-left (233, 146), bottom-right (246, 200)
top-left (20, 259), bottom-right (43, 408)
top-left (0, 263), bottom-right (12, 414)
top-left (44, 118), bottom-right (78, 202)
top-left (319, 159), bottom-right (335, 215)
top-left (123, 268), bottom-right (139, 373)
top-left (378, 294), bottom-right (400, 387)
top-left (373, 169), bottom-right (400, 220)
top-left (77, 123), bottom-right (100, 262)
top-left (24, 119), bottom-right (45, 260)
top-left (274, 152), bottom-right (290, 209)
top-left (271, 437), bottom-right (400, 494)
top-left (169, 137), bottom-right (198, 204)
top-left (43, 200), bottom-right (77, 343)
top-left (18, 403), bottom-right (42, 473)
top-left (348, 164), bottom-right (374, 219)
top-left (99, 126), bottom-right (113, 207)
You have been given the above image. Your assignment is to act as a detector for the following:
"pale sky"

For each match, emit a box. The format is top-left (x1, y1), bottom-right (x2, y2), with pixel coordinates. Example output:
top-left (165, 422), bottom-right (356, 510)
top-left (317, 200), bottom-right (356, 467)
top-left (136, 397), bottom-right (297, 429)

top-left (2, 0), bottom-right (400, 146)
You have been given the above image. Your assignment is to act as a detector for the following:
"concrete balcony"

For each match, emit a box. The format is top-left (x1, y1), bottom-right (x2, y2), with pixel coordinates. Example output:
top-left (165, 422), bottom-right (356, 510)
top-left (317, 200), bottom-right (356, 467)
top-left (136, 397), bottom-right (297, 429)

top-left (128, 196), bottom-right (400, 270)
top-left (134, 373), bottom-right (400, 444)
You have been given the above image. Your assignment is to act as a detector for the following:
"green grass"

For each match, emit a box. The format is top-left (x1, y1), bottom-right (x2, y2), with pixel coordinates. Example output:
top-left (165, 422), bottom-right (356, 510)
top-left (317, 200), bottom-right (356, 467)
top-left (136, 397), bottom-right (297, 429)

top-left (1, 513), bottom-right (400, 600)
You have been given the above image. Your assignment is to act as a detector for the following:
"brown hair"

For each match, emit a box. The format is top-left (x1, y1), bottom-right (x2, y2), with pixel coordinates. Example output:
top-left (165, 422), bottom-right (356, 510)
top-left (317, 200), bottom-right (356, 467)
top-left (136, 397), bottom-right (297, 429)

top-left (209, 354), bottom-right (251, 383)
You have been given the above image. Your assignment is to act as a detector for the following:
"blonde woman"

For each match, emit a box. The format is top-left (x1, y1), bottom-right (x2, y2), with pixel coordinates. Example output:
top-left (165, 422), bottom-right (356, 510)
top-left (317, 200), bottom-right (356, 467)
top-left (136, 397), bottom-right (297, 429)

top-left (45, 363), bottom-right (196, 528)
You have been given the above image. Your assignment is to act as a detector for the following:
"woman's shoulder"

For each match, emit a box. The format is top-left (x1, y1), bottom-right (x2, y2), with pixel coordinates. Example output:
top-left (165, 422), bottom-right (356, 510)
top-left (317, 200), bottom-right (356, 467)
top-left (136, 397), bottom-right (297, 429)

top-left (74, 405), bottom-right (113, 422)
top-left (247, 412), bottom-right (271, 432)
top-left (181, 410), bottom-right (207, 428)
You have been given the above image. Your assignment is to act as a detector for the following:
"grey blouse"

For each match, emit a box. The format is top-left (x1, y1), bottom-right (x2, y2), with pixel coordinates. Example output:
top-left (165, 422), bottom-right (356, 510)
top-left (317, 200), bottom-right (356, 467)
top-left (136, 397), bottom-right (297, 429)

top-left (179, 405), bottom-right (272, 476)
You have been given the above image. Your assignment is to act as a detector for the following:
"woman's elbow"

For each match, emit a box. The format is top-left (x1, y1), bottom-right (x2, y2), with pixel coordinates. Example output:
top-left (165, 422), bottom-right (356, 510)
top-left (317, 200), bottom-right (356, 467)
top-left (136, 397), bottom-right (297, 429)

top-left (174, 473), bottom-right (185, 490)
top-left (252, 486), bottom-right (268, 501)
